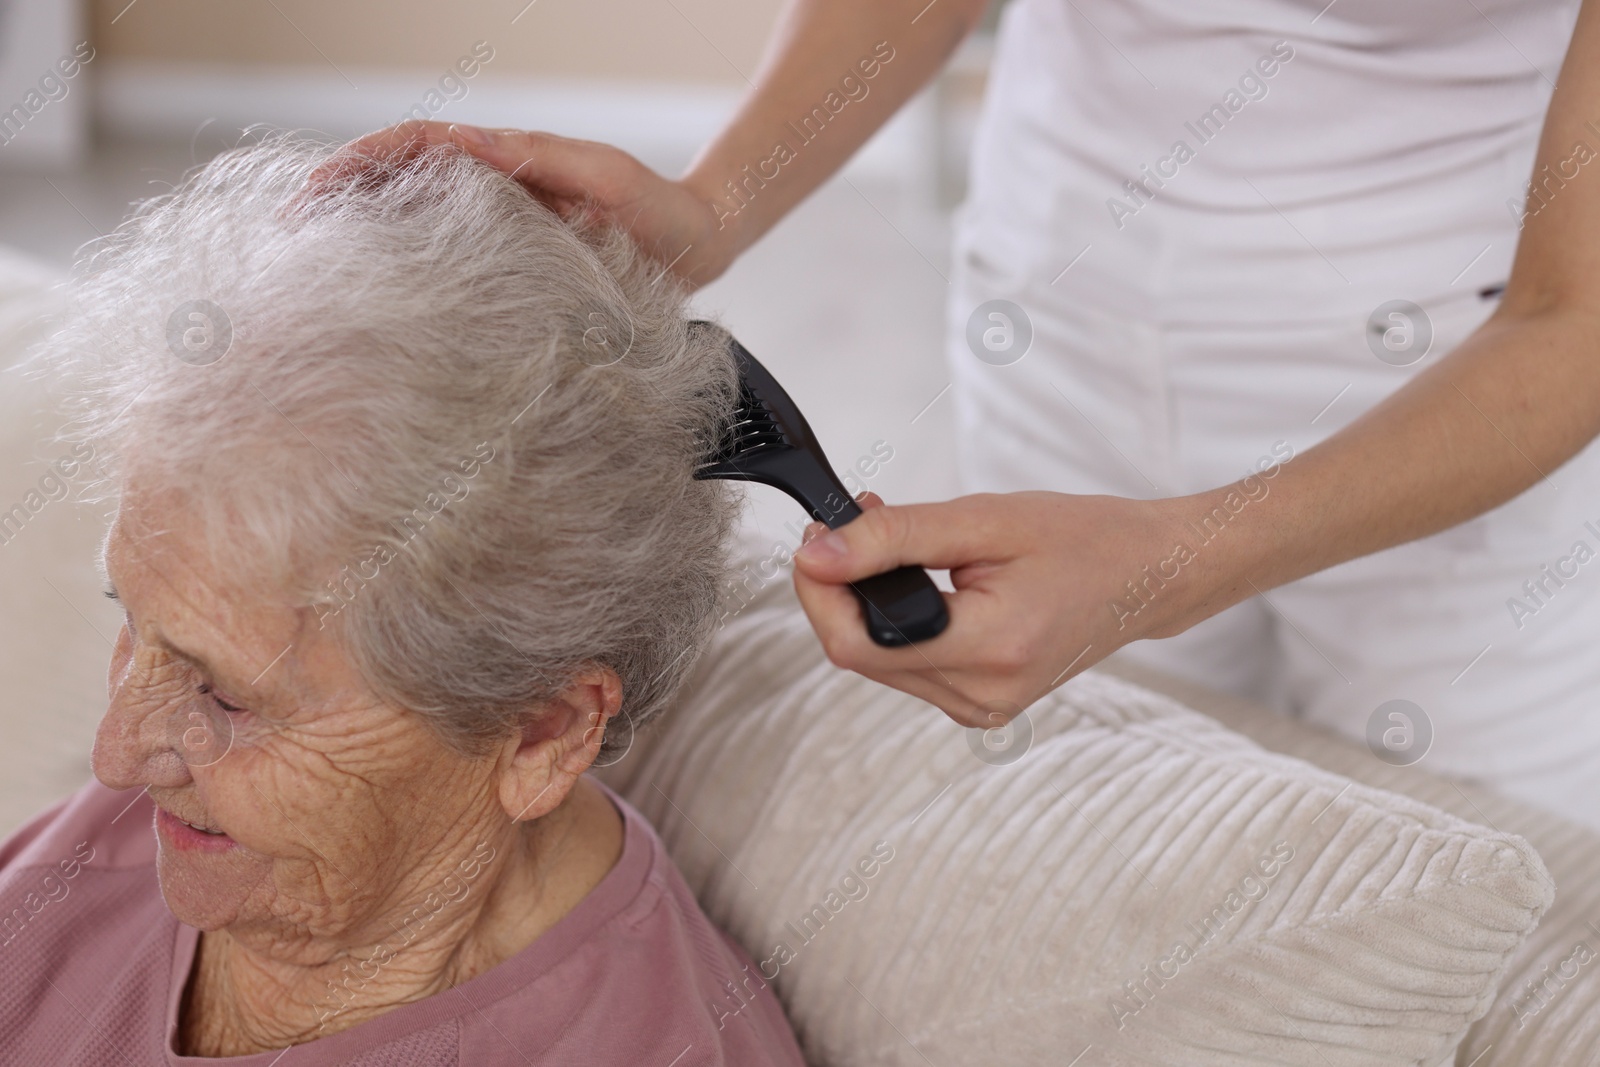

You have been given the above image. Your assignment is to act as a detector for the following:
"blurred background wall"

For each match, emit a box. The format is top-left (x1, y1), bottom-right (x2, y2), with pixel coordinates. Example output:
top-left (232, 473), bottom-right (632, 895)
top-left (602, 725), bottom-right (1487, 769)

top-left (93, 0), bottom-right (805, 179)
top-left (0, 0), bottom-right (997, 833)
top-left (93, 0), bottom-right (783, 79)
top-left (0, 0), bottom-right (89, 165)
top-left (4, 0), bottom-right (995, 201)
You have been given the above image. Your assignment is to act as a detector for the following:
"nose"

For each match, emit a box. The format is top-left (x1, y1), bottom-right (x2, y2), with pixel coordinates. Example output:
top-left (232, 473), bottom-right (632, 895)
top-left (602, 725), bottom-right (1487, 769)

top-left (92, 627), bottom-right (196, 792)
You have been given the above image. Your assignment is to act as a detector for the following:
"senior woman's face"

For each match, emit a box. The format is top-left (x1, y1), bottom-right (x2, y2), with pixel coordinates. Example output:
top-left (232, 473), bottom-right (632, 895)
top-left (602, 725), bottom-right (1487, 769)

top-left (94, 488), bottom-right (506, 943)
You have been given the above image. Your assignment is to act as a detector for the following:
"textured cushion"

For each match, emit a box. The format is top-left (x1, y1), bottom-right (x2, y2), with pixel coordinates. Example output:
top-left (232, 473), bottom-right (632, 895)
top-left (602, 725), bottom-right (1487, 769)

top-left (600, 550), bottom-right (1556, 1067)
top-left (1112, 663), bottom-right (1600, 1067)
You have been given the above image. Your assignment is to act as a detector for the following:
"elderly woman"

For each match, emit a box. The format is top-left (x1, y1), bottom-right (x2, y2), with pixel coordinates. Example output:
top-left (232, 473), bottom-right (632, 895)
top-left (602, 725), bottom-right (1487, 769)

top-left (0, 139), bottom-right (804, 1064)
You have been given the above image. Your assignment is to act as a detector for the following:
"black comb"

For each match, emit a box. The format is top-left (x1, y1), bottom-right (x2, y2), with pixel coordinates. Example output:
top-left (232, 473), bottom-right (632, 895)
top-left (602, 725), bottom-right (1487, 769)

top-left (692, 322), bottom-right (949, 647)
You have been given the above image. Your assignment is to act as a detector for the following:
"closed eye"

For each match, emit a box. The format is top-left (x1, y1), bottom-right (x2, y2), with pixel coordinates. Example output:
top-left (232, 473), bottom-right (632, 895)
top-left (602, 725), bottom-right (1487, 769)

top-left (198, 687), bottom-right (244, 713)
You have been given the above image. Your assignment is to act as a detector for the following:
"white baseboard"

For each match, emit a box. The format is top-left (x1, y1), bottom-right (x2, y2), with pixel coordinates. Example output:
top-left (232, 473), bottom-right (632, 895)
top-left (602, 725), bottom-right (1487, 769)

top-left (92, 61), bottom-right (933, 184)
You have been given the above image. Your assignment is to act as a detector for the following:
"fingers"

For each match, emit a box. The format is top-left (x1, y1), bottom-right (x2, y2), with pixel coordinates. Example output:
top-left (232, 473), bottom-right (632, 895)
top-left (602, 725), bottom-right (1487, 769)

top-left (788, 489), bottom-right (1141, 734)
top-left (793, 495), bottom-right (1010, 583)
top-left (798, 491), bottom-right (884, 547)
top-left (301, 120), bottom-right (438, 192)
top-left (792, 533), bottom-right (1068, 698)
top-left (877, 668), bottom-right (991, 728)
top-left (448, 128), bottom-right (634, 205)
top-left (790, 564), bottom-right (986, 721)
top-left (854, 491), bottom-right (885, 511)
top-left (295, 120), bottom-right (727, 284)
top-left (301, 121), bottom-right (634, 213)
top-left (790, 557), bottom-right (954, 674)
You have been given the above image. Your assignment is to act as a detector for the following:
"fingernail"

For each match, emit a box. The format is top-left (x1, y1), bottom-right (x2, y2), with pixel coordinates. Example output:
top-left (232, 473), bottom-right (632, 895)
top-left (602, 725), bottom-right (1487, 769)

top-left (455, 124), bottom-right (494, 146)
top-left (798, 531), bottom-right (846, 559)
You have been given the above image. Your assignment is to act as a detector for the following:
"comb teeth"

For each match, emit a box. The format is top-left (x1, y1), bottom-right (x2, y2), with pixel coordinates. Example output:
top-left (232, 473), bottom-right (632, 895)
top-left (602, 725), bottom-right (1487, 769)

top-left (698, 385), bottom-right (790, 469)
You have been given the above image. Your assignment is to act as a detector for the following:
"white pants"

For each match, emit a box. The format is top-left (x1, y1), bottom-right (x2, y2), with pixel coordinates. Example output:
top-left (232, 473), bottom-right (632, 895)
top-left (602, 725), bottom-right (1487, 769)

top-left (946, 219), bottom-right (1600, 832)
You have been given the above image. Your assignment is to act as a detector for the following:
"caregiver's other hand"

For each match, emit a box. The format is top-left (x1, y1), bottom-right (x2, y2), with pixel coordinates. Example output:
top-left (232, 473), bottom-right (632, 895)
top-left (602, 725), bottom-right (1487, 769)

top-left (310, 121), bottom-right (735, 285)
top-left (792, 491), bottom-right (1235, 728)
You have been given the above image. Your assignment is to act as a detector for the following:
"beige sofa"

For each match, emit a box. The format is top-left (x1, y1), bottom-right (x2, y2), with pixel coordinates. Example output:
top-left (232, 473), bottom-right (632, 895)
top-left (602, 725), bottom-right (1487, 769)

top-left (598, 558), bottom-right (1599, 1065)
top-left (1106, 660), bottom-right (1600, 1065)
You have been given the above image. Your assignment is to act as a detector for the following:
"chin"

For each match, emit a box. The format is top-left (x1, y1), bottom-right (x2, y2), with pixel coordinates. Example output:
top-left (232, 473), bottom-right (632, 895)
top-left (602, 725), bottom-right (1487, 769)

top-left (155, 841), bottom-right (268, 931)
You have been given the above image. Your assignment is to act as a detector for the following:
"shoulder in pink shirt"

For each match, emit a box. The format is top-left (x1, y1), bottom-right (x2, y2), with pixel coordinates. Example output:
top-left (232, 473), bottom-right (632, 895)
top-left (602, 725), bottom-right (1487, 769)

top-left (0, 781), bottom-right (804, 1067)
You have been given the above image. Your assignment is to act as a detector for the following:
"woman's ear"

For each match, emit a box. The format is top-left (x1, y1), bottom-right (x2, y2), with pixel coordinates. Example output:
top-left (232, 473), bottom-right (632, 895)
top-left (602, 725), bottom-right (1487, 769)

top-left (496, 665), bottom-right (622, 823)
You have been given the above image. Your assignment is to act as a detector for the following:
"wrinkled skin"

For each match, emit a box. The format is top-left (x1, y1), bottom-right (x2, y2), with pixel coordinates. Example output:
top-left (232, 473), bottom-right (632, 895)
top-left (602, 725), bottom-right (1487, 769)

top-left (95, 484), bottom-right (623, 1055)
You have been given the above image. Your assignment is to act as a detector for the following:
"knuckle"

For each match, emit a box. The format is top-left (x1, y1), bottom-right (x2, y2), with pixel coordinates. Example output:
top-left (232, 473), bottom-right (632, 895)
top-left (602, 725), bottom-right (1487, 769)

top-left (951, 705), bottom-right (987, 729)
top-left (817, 632), bottom-right (856, 671)
top-left (864, 505), bottom-right (906, 556)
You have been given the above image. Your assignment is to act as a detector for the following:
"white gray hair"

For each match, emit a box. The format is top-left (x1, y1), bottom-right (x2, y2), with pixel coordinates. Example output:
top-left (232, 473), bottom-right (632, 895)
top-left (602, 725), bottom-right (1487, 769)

top-left (39, 134), bottom-right (741, 757)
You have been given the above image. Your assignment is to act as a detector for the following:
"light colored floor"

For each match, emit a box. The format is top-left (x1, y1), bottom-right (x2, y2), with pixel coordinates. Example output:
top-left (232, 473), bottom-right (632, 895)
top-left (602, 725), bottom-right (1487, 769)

top-left (0, 137), bottom-right (960, 835)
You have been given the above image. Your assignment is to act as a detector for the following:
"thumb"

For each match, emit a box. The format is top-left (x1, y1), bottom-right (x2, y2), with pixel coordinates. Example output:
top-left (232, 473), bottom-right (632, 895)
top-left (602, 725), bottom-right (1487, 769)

top-left (792, 495), bottom-right (1007, 582)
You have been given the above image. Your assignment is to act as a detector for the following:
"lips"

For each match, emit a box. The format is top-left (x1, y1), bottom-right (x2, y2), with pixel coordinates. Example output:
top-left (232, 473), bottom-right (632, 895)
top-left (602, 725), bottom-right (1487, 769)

top-left (158, 805), bottom-right (222, 833)
top-left (155, 805), bottom-right (236, 853)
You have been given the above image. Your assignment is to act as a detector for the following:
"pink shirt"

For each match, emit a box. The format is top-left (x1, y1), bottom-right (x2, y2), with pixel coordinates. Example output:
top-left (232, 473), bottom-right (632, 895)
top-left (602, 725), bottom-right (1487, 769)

top-left (0, 781), bottom-right (804, 1066)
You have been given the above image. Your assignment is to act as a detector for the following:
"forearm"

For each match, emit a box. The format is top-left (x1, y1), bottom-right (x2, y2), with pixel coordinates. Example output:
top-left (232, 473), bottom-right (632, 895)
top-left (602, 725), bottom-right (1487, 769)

top-left (1151, 0), bottom-right (1600, 638)
top-left (681, 0), bottom-right (986, 261)
top-left (1161, 307), bottom-right (1600, 636)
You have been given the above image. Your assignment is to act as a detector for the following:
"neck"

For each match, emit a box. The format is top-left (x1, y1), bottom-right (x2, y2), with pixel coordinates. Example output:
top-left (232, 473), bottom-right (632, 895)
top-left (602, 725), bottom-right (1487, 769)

top-left (178, 778), bottom-right (623, 1057)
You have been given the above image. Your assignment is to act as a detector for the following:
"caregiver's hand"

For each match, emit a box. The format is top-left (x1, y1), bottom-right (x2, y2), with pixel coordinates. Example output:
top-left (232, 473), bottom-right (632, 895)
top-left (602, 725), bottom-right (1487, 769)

top-left (313, 120), bottom-right (738, 284)
top-left (312, 2), bottom-right (985, 286)
top-left (792, 490), bottom-right (1237, 728)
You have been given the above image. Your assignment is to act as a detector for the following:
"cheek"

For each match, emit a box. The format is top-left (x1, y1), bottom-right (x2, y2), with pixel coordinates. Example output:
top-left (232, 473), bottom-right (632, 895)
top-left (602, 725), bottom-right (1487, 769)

top-left (197, 732), bottom-right (351, 848)
top-left (199, 719), bottom-right (419, 876)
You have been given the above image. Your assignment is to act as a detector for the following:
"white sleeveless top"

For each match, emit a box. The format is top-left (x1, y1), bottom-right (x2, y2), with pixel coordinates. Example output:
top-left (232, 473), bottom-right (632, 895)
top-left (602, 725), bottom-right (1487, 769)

top-left (964, 0), bottom-right (1582, 323)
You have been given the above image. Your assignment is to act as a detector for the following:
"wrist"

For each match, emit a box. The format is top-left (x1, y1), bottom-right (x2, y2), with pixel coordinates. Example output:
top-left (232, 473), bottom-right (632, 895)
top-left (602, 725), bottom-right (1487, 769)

top-left (1133, 482), bottom-right (1287, 639)
top-left (677, 163), bottom-right (754, 276)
